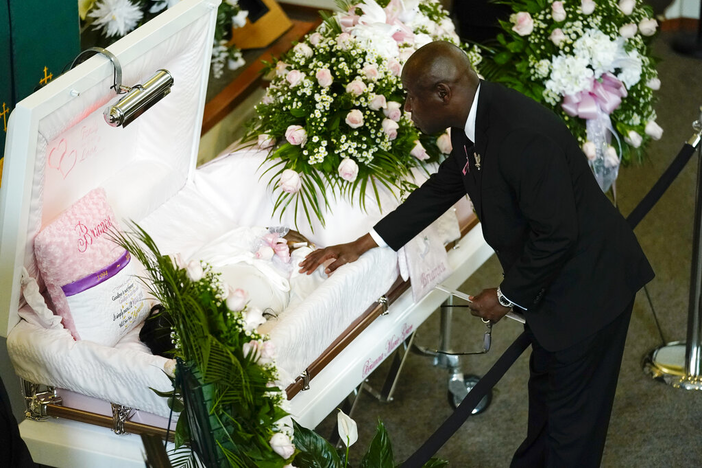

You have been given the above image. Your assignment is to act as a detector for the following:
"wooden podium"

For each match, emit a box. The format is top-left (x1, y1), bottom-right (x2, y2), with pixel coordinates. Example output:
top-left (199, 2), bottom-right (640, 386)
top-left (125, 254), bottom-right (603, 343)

top-left (229, 0), bottom-right (294, 50)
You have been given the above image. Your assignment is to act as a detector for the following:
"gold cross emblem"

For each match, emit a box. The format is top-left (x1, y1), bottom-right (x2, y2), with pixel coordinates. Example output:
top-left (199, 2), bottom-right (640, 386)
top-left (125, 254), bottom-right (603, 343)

top-left (39, 66), bottom-right (53, 86)
top-left (474, 152), bottom-right (481, 171)
top-left (0, 102), bottom-right (9, 133)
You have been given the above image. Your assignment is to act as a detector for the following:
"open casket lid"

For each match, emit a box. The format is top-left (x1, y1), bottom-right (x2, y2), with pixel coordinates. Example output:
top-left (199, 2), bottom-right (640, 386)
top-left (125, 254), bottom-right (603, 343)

top-left (0, 0), bottom-right (220, 337)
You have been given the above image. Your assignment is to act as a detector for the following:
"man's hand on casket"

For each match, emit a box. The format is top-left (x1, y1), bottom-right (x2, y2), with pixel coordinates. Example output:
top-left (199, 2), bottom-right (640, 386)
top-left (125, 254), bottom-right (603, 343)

top-left (299, 233), bottom-right (378, 275)
top-left (468, 288), bottom-right (512, 323)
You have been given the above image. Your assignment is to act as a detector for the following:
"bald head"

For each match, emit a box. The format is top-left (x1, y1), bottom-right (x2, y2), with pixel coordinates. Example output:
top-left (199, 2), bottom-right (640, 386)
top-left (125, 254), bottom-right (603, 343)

top-left (400, 41), bottom-right (480, 134)
top-left (402, 42), bottom-right (478, 96)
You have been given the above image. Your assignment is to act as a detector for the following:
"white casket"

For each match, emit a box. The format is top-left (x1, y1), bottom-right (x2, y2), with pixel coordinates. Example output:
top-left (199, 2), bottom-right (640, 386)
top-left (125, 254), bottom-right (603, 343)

top-left (0, 0), bottom-right (493, 466)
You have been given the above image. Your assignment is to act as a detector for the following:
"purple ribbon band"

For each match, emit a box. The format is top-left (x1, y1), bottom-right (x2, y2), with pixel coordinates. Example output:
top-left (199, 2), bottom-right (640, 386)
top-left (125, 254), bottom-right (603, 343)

top-left (61, 250), bottom-right (131, 297)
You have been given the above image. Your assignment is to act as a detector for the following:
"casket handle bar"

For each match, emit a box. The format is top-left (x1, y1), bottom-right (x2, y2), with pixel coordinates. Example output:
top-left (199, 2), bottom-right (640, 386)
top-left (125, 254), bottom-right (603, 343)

top-left (68, 47), bottom-right (174, 128)
top-left (378, 295), bottom-right (389, 315)
top-left (22, 380), bottom-right (62, 421)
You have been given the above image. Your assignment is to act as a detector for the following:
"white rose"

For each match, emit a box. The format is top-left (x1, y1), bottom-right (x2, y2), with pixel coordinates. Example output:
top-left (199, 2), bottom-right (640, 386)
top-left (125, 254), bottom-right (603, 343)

top-left (638, 18), bottom-right (658, 36)
top-left (581, 0), bottom-right (595, 15)
top-left (285, 125), bottom-right (307, 146)
top-left (225, 287), bottom-right (248, 311)
top-left (604, 145), bottom-right (620, 168)
top-left (619, 23), bottom-right (637, 38)
top-left (275, 61), bottom-right (288, 77)
top-left (243, 307), bottom-right (266, 332)
top-left (257, 134), bottom-right (276, 150)
top-left (270, 433), bottom-right (295, 459)
top-left (185, 260), bottom-right (203, 282)
top-left (618, 0), bottom-right (635, 16)
top-left (550, 28), bottom-right (566, 46)
top-left (346, 79), bottom-right (367, 96)
top-left (646, 77), bottom-right (661, 90)
top-left (286, 70), bottom-right (305, 87)
top-left (338, 158), bottom-right (359, 182)
top-left (410, 140), bottom-right (429, 160)
top-left (384, 101), bottom-right (403, 122)
top-left (232, 10), bottom-right (248, 28)
top-left (368, 94), bottom-right (388, 111)
top-left (363, 64), bottom-right (380, 81)
top-left (387, 58), bottom-right (402, 76)
top-left (278, 169), bottom-right (302, 194)
top-left (255, 246), bottom-right (275, 260)
top-left (645, 120), bottom-right (663, 140)
top-left (262, 94), bottom-right (274, 105)
top-left (345, 109), bottom-right (364, 128)
top-left (512, 12), bottom-right (534, 36)
top-left (624, 130), bottom-right (643, 148)
top-left (293, 42), bottom-right (313, 58)
top-left (381, 118), bottom-right (399, 140)
top-left (582, 141), bottom-right (597, 161)
top-left (551, 2), bottom-right (566, 22)
top-left (316, 68), bottom-right (333, 87)
top-left (309, 32), bottom-right (322, 46)
top-left (437, 131), bottom-right (452, 154)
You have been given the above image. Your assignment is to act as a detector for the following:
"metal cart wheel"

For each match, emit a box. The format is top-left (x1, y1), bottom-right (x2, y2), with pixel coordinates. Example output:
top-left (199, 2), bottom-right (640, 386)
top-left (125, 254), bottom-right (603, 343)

top-left (447, 374), bottom-right (492, 414)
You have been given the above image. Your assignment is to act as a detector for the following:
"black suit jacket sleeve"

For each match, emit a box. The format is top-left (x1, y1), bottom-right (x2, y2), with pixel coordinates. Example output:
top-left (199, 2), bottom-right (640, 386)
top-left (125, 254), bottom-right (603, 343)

top-left (499, 131), bottom-right (578, 307)
top-left (374, 152), bottom-right (466, 251)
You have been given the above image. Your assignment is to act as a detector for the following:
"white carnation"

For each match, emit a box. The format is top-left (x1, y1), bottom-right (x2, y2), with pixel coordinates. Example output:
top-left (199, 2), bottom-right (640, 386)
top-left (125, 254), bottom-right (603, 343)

top-left (89, 0), bottom-right (143, 38)
top-left (545, 55), bottom-right (594, 96)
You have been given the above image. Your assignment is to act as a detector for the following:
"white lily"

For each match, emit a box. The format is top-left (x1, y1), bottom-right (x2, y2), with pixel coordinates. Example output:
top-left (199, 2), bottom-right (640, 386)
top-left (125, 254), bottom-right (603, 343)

top-left (337, 409), bottom-right (358, 447)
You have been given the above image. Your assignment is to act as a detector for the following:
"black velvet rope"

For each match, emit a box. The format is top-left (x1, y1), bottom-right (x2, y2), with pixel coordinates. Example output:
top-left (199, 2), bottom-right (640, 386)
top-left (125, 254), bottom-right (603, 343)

top-left (400, 141), bottom-right (699, 466)
top-left (626, 143), bottom-right (697, 229)
top-left (401, 331), bottom-right (531, 468)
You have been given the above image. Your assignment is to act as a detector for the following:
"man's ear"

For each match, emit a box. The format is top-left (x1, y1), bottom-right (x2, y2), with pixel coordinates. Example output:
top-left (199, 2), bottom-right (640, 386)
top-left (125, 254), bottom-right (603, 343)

top-left (435, 83), bottom-right (451, 103)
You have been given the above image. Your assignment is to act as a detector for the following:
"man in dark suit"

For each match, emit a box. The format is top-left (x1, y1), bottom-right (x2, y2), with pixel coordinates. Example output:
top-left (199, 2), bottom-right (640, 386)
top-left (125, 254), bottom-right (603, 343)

top-left (299, 41), bottom-right (654, 467)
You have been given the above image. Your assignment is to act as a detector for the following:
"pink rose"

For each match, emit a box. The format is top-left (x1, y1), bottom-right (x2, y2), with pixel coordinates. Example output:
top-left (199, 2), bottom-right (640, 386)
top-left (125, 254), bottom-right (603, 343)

top-left (257, 134), bottom-right (276, 150)
top-left (345, 109), bottom-right (364, 128)
top-left (381, 118), bottom-right (399, 140)
top-left (645, 121), bottom-right (663, 140)
top-left (604, 146), bottom-right (620, 168)
top-left (337, 32), bottom-right (352, 50)
top-left (275, 61), bottom-right (288, 77)
top-left (225, 287), bottom-right (249, 312)
top-left (550, 28), bottom-right (566, 46)
top-left (285, 125), bottom-right (307, 146)
top-left (410, 140), bottom-right (429, 161)
top-left (646, 77), bottom-right (661, 90)
top-left (582, 141), bottom-right (597, 161)
top-left (384, 101), bottom-right (402, 122)
top-left (511, 12), bottom-right (534, 36)
top-left (286, 70), bottom-right (305, 87)
top-left (316, 68), bottom-right (333, 87)
top-left (437, 131), bottom-right (452, 154)
top-left (186, 260), bottom-right (203, 282)
top-left (387, 58), bottom-right (402, 76)
top-left (638, 18), bottom-right (658, 36)
top-left (399, 47), bottom-right (415, 61)
top-left (551, 2), bottom-right (566, 22)
top-left (619, 23), bottom-right (637, 38)
top-left (243, 339), bottom-right (276, 364)
top-left (346, 79), bottom-right (367, 96)
top-left (368, 94), bottom-right (388, 111)
top-left (278, 169), bottom-right (302, 193)
top-left (581, 0), bottom-right (595, 15)
top-left (338, 158), bottom-right (359, 182)
top-left (293, 42), bottom-right (313, 58)
top-left (618, 0), bottom-right (635, 16)
top-left (363, 64), bottom-right (380, 81)
top-left (309, 32), bottom-right (323, 46)
top-left (624, 130), bottom-right (642, 148)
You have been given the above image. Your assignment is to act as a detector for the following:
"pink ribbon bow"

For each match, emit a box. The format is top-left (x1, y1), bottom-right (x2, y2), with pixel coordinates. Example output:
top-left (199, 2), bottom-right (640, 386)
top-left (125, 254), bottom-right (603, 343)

top-left (262, 233), bottom-right (290, 263)
top-left (561, 73), bottom-right (628, 120)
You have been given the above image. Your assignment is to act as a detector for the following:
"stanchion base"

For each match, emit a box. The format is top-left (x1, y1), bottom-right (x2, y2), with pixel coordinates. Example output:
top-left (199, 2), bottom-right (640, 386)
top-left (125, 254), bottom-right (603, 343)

top-left (642, 341), bottom-right (702, 390)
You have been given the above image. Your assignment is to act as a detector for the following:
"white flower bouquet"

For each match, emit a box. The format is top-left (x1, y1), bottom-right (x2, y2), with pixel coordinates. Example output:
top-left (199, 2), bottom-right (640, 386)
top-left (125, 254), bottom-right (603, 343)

top-left (248, 0), bottom-right (482, 228)
top-left (484, 0), bottom-right (662, 191)
top-left (79, 0), bottom-right (248, 77)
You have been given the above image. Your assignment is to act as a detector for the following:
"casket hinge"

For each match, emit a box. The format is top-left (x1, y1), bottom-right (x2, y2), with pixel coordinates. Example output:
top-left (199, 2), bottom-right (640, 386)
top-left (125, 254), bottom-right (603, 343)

top-left (300, 370), bottom-right (311, 391)
top-left (378, 295), bottom-right (389, 315)
top-left (22, 380), bottom-right (63, 421)
top-left (111, 403), bottom-right (135, 435)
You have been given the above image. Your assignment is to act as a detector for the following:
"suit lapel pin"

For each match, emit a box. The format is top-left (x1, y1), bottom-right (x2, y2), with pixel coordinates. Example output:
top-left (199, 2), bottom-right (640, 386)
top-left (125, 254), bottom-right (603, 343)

top-left (474, 152), bottom-right (481, 171)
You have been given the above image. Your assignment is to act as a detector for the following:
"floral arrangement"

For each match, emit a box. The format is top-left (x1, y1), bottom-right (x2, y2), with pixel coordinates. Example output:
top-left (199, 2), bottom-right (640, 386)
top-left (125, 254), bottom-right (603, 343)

top-left (248, 0), bottom-right (482, 228)
top-left (483, 0), bottom-right (662, 192)
top-left (79, 0), bottom-right (248, 77)
top-left (113, 224), bottom-right (294, 467)
top-left (113, 223), bottom-right (447, 467)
